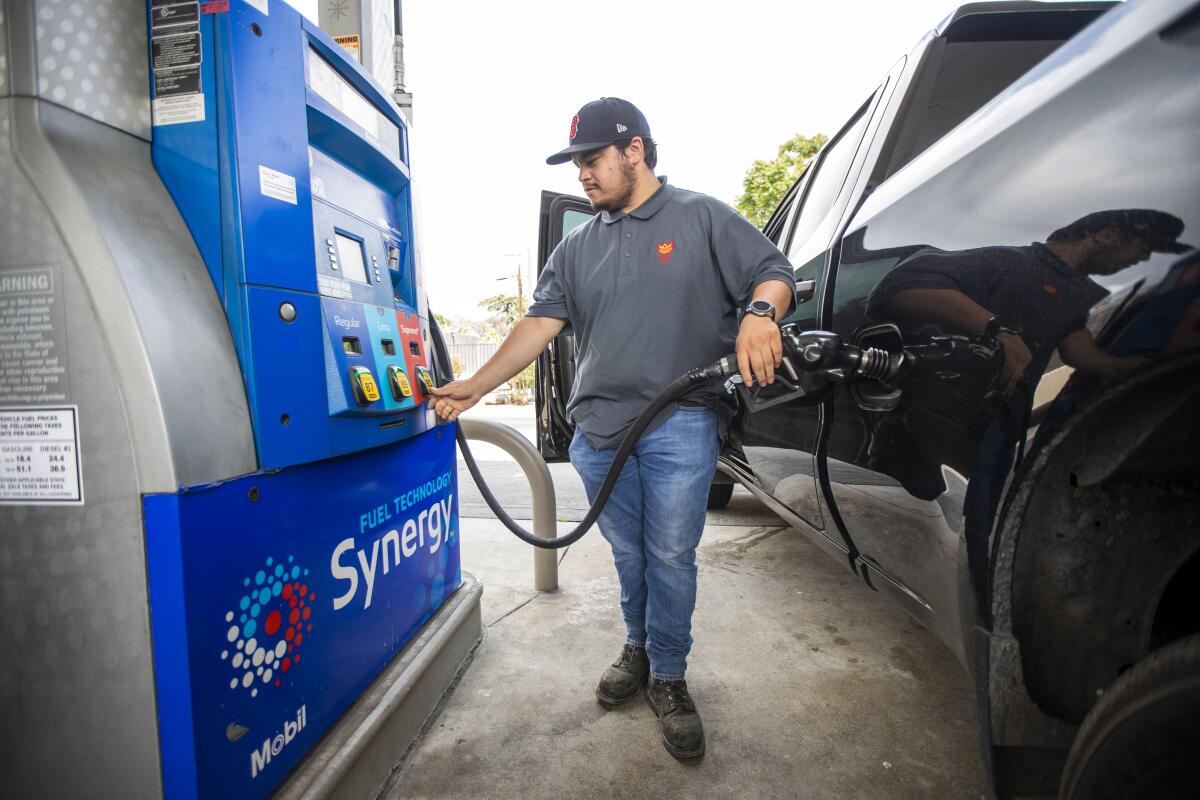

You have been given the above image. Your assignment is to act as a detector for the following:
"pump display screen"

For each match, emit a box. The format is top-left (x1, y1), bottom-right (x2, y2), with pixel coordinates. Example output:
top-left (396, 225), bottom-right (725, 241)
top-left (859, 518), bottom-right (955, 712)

top-left (335, 233), bottom-right (369, 283)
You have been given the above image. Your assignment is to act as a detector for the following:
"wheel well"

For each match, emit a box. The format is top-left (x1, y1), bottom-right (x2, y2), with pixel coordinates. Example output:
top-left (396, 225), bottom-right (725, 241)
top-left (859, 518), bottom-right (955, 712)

top-left (1009, 358), bottom-right (1200, 722)
top-left (1151, 550), bottom-right (1200, 652)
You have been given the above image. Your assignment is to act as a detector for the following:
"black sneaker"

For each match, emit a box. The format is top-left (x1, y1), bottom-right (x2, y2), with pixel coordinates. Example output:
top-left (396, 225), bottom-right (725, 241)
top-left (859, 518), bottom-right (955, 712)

top-left (645, 678), bottom-right (705, 758)
top-left (595, 644), bottom-right (649, 707)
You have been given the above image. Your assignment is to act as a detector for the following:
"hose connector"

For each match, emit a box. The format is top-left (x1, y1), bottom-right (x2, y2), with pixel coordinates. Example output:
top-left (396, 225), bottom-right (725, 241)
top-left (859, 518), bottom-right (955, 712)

top-left (687, 355), bottom-right (738, 383)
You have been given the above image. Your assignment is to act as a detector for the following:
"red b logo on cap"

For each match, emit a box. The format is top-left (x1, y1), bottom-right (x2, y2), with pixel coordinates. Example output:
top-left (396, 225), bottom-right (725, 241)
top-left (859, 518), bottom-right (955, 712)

top-left (569, 115), bottom-right (580, 140)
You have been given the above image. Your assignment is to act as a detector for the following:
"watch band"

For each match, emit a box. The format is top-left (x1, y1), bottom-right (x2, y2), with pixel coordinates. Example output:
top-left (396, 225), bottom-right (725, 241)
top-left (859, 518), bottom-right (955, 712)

top-left (983, 316), bottom-right (1021, 338)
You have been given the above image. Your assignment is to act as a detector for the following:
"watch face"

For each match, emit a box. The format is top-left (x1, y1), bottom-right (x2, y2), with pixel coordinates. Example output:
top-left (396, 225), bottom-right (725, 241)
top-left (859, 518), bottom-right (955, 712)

top-left (749, 300), bottom-right (775, 318)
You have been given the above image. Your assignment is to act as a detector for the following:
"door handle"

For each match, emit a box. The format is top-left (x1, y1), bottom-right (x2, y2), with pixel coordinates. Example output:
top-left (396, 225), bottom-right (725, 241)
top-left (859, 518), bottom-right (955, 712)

top-left (795, 279), bottom-right (817, 304)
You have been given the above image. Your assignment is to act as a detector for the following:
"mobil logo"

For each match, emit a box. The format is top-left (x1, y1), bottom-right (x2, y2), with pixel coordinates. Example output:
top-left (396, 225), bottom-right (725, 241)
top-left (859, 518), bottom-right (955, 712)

top-left (220, 555), bottom-right (316, 698)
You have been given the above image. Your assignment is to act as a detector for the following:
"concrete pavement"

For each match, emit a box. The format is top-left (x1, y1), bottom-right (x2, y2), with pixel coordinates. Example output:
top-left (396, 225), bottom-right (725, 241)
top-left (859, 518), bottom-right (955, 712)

top-left (382, 403), bottom-right (987, 799)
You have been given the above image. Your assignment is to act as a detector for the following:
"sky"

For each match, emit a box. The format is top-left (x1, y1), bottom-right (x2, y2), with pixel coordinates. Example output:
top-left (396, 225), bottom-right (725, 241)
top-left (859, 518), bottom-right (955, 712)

top-left (297, 0), bottom-right (965, 320)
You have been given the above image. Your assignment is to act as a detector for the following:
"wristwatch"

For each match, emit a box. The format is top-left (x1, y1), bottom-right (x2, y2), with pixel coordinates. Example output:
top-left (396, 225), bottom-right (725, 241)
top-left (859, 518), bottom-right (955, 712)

top-left (983, 316), bottom-right (1021, 338)
top-left (745, 299), bottom-right (777, 321)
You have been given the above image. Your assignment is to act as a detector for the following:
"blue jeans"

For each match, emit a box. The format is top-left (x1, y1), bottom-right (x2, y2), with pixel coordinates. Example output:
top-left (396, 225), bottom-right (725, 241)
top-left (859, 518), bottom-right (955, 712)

top-left (569, 407), bottom-right (719, 680)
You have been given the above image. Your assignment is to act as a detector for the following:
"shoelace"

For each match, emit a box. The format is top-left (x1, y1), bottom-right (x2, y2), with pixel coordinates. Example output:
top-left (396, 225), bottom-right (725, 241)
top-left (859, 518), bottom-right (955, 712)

top-left (615, 644), bottom-right (644, 668)
top-left (657, 680), bottom-right (695, 713)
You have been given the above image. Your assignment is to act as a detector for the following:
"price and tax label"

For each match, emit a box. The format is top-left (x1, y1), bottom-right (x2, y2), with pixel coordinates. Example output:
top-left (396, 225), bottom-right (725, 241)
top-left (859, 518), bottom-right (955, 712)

top-left (0, 406), bottom-right (83, 504)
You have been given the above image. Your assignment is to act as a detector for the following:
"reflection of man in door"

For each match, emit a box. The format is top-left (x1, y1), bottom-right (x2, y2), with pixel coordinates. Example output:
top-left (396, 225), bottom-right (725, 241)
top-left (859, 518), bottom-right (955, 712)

top-left (867, 209), bottom-right (1190, 615)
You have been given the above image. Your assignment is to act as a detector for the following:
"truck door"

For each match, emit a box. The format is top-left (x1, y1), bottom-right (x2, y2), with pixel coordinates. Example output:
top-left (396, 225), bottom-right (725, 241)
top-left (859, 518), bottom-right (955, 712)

top-left (819, 5), bottom-right (1117, 659)
top-left (738, 77), bottom-right (897, 554)
top-left (534, 191), bottom-right (593, 461)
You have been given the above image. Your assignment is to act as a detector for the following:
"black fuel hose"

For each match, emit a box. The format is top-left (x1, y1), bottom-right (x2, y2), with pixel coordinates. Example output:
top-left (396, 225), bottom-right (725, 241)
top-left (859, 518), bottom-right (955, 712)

top-left (428, 313), bottom-right (734, 550)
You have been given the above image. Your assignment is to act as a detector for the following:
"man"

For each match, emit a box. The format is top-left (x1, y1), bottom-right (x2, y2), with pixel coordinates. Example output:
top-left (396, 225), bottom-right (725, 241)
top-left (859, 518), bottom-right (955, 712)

top-left (429, 97), bottom-right (795, 758)
top-left (866, 209), bottom-right (1190, 616)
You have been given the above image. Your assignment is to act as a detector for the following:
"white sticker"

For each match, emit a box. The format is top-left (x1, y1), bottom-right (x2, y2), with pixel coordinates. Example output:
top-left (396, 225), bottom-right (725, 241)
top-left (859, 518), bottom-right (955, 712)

top-left (246, 0), bottom-right (268, 15)
top-left (311, 176), bottom-right (326, 199)
top-left (1, 406), bottom-right (84, 505)
top-left (258, 165), bottom-right (297, 205)
top-left (152, 94), bottom-right (205, 126)
top-left (317, 274), bottom-right (352, 300)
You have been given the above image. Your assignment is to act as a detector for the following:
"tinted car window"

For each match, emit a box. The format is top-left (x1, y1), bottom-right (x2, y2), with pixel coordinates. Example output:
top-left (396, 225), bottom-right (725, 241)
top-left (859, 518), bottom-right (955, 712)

top-left (785, 96), bottom-right (875, 271)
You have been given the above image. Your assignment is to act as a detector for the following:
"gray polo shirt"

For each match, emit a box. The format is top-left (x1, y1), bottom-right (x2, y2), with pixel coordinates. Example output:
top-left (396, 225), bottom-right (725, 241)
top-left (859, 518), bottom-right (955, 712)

top-left (527, 179), bottom-right (795, 449)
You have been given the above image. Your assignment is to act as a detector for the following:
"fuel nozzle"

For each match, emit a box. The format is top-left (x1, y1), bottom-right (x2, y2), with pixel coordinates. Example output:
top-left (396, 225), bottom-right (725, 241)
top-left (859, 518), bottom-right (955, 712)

top-left (711, 324), bottom-right (911, 413)
top-left (780, 325), bottom-right (909, 385)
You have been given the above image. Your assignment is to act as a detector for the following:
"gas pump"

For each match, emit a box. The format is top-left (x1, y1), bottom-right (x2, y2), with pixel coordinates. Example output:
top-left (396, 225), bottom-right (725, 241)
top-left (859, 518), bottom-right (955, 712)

top-left (1, 2), bottom-right (469, 799)
top-left (144, 3), bottom-right (462, 797)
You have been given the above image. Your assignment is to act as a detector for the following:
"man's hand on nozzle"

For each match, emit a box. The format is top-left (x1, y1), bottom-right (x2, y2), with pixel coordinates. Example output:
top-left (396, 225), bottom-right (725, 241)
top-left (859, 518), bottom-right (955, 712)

top-left (428, 379), bottom-right (483, 422)
top-left (736, 314), bottom-right (784, 388)
top-left (997, 331), bottom-right (1033, 395)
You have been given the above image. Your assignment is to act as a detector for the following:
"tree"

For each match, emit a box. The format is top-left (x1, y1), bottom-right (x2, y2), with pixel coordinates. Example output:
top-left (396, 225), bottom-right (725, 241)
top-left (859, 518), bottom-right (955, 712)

top-left (735, 133), bottom-right (827, 228)
top-left (479, 293), bottom-right (524, 330)
top-left (478, 293), bottom-right (535, 397)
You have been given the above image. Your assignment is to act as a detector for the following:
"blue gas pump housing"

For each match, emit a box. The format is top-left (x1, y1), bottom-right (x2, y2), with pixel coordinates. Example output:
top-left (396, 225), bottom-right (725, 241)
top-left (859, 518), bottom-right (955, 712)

top-left (141, 3), bottom-right (461, 798)
top-left (151, 0), bottom-right (432, 469)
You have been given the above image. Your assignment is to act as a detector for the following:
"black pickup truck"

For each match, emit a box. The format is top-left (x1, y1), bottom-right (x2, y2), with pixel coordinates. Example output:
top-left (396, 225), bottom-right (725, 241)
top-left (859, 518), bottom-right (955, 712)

top-left (535, 0), bottom-right (1199, 796)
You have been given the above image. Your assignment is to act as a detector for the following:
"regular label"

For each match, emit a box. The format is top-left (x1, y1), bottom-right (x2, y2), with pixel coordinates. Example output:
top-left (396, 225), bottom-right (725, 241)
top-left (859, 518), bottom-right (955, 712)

top-left (1, 266), bottom-right (70, 404)
top-left (259, 165), bottom-right (298, 205)
top-left (0, 406), bottom-right (84, 504)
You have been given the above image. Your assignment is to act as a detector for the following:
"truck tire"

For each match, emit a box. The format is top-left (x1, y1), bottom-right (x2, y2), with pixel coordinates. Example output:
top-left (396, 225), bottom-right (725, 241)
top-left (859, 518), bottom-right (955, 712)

top-left (1059, 633), bottom-right (1200, 800)
top-left (707, 482), bottom-right (734, 510)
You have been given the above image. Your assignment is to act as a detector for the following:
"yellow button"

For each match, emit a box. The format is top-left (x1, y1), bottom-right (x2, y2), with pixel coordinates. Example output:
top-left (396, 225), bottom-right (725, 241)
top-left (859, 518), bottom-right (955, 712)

top-left (388, 365), bottom-right (413, 399)
top-left (348, 366), bottom-right (380, 405)
top-left (415, 366), bottom-right (433, 395)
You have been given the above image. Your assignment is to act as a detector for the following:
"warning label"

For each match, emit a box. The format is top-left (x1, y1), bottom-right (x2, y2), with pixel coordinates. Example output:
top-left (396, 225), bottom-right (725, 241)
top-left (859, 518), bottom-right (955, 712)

top-left (334, 34), bottom-right (362, 63)
top-left (259, 165), bottom-right (298, 205)
top-left (0, 407), bottom-right (84, 504)
top-left (151, 1), bottom-right (205, 126)
top-left (153, 33), bottom-right (201, 71)
top-left (150, 2), bottom-right (199, 29)
top-left (154, 94), bottom-right (206, 126)
top-left (0, 266), bottom-right (70, 405)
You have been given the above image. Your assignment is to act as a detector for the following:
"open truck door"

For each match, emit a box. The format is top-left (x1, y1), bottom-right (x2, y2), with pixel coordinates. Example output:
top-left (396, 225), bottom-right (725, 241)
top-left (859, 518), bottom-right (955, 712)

top-left (534, 191), bottom-right (594, 462)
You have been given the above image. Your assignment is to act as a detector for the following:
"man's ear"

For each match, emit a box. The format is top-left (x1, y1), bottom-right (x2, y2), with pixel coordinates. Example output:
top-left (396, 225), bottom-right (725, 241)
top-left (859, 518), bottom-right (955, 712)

top-left (1093, 227), bottom-right (1124, 246)
top-left (624, 136), bottom-right (645, 166)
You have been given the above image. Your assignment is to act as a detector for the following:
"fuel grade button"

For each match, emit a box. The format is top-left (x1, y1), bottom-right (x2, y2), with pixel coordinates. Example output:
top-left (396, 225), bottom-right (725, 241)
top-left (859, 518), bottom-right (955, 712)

top-left (387, 364), bottom-right (413, 399)
top-left (414, 365), bottom-right (434, 395)
top-left (348, 365), bottom-right (381, 405)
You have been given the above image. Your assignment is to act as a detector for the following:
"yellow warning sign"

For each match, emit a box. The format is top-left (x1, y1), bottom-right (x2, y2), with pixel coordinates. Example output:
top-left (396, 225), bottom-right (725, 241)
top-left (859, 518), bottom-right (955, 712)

top-left (333, 34), bottom-right (361, 63)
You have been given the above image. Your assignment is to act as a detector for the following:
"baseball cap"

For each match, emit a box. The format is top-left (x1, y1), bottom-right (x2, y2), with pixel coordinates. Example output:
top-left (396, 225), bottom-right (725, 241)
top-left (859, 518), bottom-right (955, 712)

top-left (1050, 209), bottom-right (1193, 253)
top-left (546, 97), bottom-right (652, 165)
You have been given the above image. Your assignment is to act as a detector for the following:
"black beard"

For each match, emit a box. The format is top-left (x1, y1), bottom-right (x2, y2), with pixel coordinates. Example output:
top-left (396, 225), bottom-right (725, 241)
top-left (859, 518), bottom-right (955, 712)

top-left (590, 161), bottom-right (638, 212)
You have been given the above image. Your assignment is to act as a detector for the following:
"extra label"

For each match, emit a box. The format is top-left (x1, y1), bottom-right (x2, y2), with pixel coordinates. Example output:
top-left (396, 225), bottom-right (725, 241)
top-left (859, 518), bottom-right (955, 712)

top-left (259, 166), bottom-right (298, 205)
top-left (0, 406), bottom-right (84, 505)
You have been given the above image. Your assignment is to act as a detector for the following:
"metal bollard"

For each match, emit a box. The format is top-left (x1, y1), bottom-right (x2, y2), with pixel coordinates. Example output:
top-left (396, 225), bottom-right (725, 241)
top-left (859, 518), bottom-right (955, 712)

top-left (458, 418), bottom-right (559, 592)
